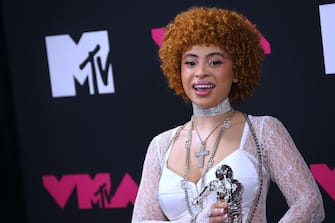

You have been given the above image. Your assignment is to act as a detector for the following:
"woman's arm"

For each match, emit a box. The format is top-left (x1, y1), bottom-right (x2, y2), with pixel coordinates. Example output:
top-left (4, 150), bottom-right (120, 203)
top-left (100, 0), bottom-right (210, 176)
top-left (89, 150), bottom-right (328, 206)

top-left (131, 131), bottom-right (195, 223)
top-left (262, 117), bottom-right (325, 222)
top-left (131, 135), bottom-right (168, 222)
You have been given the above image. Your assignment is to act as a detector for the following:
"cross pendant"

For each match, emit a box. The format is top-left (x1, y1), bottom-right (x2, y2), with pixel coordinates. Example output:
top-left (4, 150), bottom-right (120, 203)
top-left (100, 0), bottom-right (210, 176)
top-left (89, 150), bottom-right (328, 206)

top-left (194, 143), bottom-right (209, 168)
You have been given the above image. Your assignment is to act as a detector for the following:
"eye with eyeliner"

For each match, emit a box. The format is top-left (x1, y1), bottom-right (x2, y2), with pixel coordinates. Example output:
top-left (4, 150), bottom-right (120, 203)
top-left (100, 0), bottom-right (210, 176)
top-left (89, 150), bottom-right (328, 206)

top-left (184, 61), bottom-right (197, 67)
top-left (208, 60), bottom-right (223, 66)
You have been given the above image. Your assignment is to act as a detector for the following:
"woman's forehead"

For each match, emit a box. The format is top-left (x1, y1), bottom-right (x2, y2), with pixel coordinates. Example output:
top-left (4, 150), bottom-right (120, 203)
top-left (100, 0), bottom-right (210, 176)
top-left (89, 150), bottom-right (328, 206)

top-left (183, 45), bottom-right (227, 56)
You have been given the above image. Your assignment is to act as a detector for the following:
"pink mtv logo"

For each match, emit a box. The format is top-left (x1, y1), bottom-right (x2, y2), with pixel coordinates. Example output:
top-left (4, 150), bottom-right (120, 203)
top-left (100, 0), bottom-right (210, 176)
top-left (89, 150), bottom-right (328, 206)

top-left (310, 164), bottom-right (335, 201)
top-left (151, 19), bottom-right (271, 54)
top-left (42, 173), bottom-right (138, 209)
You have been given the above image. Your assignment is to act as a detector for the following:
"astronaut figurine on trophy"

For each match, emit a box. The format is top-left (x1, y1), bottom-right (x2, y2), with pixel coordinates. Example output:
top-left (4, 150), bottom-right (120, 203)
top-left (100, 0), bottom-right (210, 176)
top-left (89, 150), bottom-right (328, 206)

top-left (192, 164), bottom-right (243, 223)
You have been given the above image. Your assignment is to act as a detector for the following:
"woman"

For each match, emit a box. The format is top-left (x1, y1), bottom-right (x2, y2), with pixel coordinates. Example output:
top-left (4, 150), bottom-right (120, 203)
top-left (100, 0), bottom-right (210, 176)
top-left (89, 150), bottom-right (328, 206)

top-left (132, 6), bottom-right (325, 223)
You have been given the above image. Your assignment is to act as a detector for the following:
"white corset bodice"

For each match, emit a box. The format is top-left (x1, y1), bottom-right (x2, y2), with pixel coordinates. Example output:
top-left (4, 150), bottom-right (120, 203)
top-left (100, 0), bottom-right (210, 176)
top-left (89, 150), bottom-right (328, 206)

top-left (158, 123), bottom-right (259, 222)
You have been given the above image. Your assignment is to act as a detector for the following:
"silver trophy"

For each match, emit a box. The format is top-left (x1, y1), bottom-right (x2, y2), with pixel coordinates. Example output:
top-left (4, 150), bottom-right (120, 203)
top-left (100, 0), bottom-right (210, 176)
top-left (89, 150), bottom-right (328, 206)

top-left (192, 165), bottom-right (243, 223)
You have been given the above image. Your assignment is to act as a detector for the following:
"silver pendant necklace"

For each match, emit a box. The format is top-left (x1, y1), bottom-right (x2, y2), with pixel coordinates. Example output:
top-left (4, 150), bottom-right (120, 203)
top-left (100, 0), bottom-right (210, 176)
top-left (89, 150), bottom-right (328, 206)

top-left (181, 110), bottom-right (234, 222)
top-left (192, 98), bottom-right (232, 117)
top-left (193, 111), bottom-right (233, 168)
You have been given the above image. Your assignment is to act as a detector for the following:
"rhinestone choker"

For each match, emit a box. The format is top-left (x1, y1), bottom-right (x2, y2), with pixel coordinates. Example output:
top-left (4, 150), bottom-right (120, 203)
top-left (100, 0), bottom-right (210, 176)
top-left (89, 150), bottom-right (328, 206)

top-left (192, 98), bottom-right (232, 117)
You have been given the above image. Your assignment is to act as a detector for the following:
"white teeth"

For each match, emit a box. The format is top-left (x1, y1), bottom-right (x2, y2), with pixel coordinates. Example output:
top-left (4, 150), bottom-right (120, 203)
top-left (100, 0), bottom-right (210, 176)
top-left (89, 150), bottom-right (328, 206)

top-left (194, 84), bottom-right (214, 89)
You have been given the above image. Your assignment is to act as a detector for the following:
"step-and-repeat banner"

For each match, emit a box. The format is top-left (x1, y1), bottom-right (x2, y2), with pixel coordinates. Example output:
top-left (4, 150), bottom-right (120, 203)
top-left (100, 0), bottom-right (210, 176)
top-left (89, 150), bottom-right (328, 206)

top-left (1, 0), bottom-right (334, 222)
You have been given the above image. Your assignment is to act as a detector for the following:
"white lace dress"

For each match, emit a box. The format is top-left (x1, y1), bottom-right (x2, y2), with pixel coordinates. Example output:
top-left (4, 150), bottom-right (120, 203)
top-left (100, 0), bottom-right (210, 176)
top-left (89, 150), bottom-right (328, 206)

top-left (131, 115), bottom-right (325, 222)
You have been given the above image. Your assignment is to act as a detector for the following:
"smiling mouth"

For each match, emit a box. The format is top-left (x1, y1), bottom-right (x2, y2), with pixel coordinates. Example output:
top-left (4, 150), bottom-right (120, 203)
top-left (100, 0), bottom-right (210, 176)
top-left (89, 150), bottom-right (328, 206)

top-left (193, 84), bottom-right (215, 90)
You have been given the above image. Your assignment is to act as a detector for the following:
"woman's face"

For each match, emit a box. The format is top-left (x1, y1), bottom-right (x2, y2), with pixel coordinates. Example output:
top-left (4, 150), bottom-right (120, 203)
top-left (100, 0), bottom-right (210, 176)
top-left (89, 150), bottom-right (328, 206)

top-left (181, 44), bottom-right (234, 109)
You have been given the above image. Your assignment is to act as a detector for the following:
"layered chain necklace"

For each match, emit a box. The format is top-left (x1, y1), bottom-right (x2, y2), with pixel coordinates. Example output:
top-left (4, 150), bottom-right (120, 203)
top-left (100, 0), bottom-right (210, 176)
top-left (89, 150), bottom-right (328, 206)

top-left (181, 107), bottom-right (234, 222)
top-left (193, 117), bottom-right (229, 168)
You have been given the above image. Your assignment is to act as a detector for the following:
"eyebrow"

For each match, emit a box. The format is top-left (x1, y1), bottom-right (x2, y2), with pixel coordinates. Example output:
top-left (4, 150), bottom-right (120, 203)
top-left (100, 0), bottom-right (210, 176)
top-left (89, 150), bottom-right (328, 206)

top-left (183, 52), bottom-right (225, 59)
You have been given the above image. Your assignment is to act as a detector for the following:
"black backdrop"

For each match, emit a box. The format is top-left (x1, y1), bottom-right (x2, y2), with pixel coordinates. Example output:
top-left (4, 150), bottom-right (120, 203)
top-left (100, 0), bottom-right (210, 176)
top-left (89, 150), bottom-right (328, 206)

top-left (1, 0), bottom-right (334, 222)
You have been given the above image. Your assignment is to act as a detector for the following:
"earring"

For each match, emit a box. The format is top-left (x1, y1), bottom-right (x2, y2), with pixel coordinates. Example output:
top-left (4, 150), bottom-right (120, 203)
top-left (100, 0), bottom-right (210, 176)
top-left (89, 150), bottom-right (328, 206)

top-left (233, 78), bottom-right (239, 83)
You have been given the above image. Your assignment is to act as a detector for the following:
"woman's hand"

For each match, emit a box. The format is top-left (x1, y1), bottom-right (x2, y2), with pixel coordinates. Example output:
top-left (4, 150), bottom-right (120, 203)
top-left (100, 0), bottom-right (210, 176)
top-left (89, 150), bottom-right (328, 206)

top-left (208, 201), bottom-right (228, 223)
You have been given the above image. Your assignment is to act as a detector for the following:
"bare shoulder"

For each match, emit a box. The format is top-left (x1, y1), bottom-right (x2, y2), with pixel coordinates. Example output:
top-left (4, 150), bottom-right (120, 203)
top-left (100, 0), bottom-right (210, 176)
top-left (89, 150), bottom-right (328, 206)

top-left (232, 110), bottom-right (247, 124)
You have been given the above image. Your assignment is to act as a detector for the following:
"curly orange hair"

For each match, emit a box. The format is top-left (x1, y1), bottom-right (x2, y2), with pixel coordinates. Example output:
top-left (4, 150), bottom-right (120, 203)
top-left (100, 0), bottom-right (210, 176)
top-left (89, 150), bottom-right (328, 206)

top-left (159, 6), bottom-right (265, 103)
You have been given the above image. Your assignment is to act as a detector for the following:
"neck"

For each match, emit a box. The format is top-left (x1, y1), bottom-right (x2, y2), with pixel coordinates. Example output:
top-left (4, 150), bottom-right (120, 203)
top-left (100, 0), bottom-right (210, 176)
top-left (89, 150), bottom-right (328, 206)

top-left (192, 98), bottom-right (232, 117)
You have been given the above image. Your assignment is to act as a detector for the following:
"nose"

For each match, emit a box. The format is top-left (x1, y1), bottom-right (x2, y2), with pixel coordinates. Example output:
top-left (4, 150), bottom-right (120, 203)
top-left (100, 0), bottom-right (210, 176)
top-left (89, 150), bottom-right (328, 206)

top-left (195, 63), bottom-right (209, 78)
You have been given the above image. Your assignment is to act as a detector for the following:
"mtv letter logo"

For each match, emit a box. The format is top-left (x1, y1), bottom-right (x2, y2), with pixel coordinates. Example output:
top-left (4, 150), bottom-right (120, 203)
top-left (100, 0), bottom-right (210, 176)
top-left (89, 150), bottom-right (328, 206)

top-left (319, 3), bottom-right (335, 75)
top-left (45, 30), bottom-right (115, 97)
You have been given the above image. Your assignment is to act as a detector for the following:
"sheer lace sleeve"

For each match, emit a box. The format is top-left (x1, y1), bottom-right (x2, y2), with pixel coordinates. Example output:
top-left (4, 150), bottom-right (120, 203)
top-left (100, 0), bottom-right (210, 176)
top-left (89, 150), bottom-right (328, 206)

top-left (261, 117), bottom-right (325, 222)
top-left (131, 128), bottom-right (193, 223)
